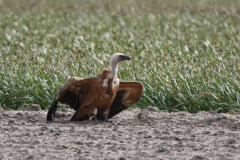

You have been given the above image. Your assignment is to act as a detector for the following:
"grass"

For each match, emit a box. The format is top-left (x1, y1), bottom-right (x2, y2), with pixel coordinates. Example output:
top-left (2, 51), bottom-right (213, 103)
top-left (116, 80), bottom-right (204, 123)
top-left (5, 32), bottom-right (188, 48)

top-left (0, 0), bottom-right (240, 113)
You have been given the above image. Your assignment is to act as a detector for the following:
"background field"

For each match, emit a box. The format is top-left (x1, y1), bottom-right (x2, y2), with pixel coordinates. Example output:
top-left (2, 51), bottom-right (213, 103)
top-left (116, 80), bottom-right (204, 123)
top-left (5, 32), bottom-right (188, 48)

top-left (0, 0), bottom-right (240, 113)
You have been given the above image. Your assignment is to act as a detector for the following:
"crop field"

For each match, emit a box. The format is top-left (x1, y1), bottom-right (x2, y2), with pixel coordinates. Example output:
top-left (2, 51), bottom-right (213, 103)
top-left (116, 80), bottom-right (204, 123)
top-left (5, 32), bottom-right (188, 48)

top-left (0, 0), bottom-right (240, 113)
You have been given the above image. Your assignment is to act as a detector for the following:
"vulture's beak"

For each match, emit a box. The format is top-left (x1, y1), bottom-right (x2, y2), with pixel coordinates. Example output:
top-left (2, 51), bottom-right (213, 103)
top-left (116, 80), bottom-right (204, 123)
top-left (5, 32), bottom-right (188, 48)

top-left (119, 55), bottom-right (131, 61)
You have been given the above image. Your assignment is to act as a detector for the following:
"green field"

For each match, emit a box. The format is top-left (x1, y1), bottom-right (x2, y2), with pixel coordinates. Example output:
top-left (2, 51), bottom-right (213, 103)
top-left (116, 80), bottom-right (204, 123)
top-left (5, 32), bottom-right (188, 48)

top-left (0, 0), bottom-right (240, 113)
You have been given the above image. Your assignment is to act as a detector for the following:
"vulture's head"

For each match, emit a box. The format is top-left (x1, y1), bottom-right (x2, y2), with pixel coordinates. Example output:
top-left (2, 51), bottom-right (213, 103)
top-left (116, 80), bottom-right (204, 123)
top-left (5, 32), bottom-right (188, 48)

top-left (110, 53), bottom-right (131, 65)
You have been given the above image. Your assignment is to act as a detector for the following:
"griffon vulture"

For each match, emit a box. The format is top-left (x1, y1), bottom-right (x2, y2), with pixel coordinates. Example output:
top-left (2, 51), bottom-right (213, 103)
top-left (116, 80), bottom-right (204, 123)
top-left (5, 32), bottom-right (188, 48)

top-left (47, 53), bottom-right (143, 122)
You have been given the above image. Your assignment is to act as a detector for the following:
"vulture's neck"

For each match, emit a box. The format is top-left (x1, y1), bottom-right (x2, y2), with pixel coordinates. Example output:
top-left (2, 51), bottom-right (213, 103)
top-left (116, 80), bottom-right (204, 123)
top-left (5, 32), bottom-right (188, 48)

top-left (109, 61), bottom-right (118, 78)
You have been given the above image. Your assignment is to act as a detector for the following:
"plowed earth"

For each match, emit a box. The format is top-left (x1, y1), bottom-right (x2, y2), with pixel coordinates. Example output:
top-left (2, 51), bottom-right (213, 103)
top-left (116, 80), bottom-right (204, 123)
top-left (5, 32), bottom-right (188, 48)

top-left (1, 106), bottom-right (240, 160)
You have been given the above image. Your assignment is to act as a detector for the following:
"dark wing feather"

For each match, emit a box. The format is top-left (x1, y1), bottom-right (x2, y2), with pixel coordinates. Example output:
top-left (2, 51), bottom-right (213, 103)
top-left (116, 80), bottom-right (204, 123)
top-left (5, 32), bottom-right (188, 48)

top-left (97, 81), bottom-right (143, 120)
top-left (47, 76), bottom-right (100, 121)
top-left (107, 89), bottom-right (128, 119)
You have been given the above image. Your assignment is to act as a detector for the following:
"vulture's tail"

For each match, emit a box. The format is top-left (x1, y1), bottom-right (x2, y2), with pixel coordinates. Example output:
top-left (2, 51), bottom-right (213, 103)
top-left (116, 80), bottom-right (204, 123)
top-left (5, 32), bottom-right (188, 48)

top-left (47, 95), bottom-right (58, 121)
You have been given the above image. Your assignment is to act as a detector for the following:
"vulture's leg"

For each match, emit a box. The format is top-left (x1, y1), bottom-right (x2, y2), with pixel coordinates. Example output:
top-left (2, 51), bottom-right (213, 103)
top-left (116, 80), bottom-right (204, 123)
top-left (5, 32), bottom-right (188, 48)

top-left (103, 110), bottom-right (109, 122)
top-left (93, 108), bottom-right (100, 124)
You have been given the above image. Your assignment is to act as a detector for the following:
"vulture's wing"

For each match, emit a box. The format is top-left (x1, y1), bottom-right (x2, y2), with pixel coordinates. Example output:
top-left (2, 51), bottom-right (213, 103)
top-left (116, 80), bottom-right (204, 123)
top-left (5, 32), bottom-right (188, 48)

top-left (47, 76), bottom-right (100, 121)
top-left (97, 81), bottom-right (143, 120)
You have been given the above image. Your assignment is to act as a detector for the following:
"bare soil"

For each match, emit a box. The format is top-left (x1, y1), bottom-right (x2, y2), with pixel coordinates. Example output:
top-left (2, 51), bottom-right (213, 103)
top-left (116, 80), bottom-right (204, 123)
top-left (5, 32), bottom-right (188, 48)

top-left (1, 106), bottom-right (240, 160)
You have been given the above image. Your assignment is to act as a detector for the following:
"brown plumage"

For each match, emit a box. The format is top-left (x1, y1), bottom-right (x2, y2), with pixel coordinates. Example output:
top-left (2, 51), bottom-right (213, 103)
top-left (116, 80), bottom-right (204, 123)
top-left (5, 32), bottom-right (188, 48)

top-left (47, 53), bottom-right (143, 122)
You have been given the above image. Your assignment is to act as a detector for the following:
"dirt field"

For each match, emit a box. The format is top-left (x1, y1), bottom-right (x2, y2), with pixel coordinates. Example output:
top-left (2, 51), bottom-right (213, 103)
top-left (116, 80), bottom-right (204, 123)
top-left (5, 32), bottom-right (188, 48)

top-left (1, 105), bottom-right (240, 160)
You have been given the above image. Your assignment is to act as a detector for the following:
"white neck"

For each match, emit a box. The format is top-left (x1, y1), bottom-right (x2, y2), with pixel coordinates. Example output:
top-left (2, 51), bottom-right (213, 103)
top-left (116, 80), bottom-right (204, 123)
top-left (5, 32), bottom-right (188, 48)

top-left (109, 61), bottom-right (118, 78)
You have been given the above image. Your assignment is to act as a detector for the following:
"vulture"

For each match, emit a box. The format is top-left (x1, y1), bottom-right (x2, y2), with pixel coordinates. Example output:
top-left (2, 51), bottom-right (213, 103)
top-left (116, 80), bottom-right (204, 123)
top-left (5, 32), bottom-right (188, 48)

top-left (47, 53), bottom-right (143, 122)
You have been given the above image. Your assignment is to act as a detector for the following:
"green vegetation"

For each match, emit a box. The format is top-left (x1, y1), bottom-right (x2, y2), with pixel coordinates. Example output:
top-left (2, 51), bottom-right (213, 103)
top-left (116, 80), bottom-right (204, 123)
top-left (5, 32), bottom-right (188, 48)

top-left (0, 0), bottom-right (240, 113)
top-left (158, 146), bottom-right (168, 152)
top-left (212, 133), bottom-right (218, 136)
top-left (62, 145), bottom-right (70, 149)
top-left (50, 130), bottom-right (60, 136)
